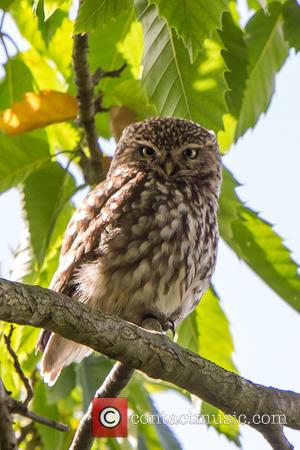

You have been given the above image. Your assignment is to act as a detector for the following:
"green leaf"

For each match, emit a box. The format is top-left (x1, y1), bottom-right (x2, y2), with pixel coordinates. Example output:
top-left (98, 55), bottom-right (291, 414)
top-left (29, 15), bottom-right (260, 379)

top-left (32, 380), bottom-right (65, 450)
top-left (178, 288), bottom-right (237, 372)
top-left (219, 168), bottom-right (300, 313)
top-left (75, 0), bottom-right (132, 33)
top-left (126, 378), bottom-right (182, 450)
top-left (20, 49), bottom-right (67, 91)
top-left (178, 288), bottom-right (239, 444)
top-left (283, 0), bottom-right (300, 52)
top-left (219, 12), bottom-right (248, 118)
top-left (35, 0), bottom-right (68, 46)
top-left (0, 134), bottom-right (50, 194)
top-left (22, 161), bottom-right (76, 267)
top-left (88, 9), bottom-right (134, 72)
top-left (117, 20), bottom-right (143, 78)
top-left (11, 0), bottom-right (46, 52)
top-left (46, 365), bottom-right (76, 404)
top-left (200, 402), bottom-right (241, 446)
top-left (34, 0), bottom-right (69, 20)
top-left (110, 79), bottom-right (156, 118)
top-left (0, 59), bottom-right (34, 110)
top-left (76, 354), bottom-right (113, 410)
top-left (135, 0), bottom-right (227, 132)
top-left (198, 288), bottom-right (237, 372)
top-left (0, 0), bottom-right (15, 10)
top-left (88, 10), bottom-right (134, 136)
top-left (149, 398), bottom-right (183, 450)
top-left (151, 0), bottom-right (228, 62)
top-left (235, 3), bottom-right (288, 139)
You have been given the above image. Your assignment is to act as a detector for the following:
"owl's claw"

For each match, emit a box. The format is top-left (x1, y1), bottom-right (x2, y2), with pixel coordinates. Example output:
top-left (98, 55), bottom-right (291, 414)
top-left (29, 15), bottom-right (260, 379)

top-left (141, 312), bottom-right (175, 339)
top-left (162, 319), bottom-right (175, 340)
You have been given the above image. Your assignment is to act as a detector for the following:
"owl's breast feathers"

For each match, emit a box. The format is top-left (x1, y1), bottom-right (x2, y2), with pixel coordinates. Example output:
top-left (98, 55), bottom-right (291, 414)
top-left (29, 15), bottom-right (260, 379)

top-left (50, 169), bottom-right (219, 325)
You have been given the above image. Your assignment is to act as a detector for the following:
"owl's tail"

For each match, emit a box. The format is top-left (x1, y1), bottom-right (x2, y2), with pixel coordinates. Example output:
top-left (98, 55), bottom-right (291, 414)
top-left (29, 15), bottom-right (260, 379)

top-left (40, 334), bottom-right (92, 386)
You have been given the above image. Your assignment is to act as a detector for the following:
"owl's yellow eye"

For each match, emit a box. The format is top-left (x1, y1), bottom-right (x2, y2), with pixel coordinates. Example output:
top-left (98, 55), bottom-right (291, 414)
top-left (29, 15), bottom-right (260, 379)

top-left (140, 146), bottom-right (156, 158)
top-left (183, 148), bottom-right (198, 159)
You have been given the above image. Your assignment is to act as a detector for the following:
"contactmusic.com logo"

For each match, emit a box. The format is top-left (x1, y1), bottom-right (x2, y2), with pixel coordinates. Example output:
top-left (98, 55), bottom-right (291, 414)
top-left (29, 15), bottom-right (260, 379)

top-left (92, 398), bottom-right (128, 437)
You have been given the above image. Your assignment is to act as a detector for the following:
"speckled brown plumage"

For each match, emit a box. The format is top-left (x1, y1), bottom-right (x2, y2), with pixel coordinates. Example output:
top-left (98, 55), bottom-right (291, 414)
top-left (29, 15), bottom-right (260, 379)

top-left (37, 117), bottom-right (222, 385)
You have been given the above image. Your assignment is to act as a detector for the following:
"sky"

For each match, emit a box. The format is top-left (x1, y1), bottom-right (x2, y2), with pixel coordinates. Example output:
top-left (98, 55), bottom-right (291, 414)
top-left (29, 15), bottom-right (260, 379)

top-left (0, 2), bottom-right (300, 450)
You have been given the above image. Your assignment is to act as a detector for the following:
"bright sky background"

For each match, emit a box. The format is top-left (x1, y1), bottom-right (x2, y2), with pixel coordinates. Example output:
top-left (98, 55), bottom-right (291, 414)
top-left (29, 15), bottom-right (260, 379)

top-left (0, 2), bottom-right (300, 449)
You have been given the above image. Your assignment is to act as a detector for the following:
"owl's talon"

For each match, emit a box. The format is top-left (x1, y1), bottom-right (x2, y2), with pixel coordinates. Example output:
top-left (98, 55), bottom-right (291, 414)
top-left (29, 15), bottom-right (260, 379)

top-left (141, 313), bottom-right (175, 338)
top-left (162, 320), bottom-right (175, 340)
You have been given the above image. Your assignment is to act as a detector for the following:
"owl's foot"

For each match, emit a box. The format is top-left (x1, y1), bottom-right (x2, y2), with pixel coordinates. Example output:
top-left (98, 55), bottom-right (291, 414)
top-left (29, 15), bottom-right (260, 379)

top-left (141, 312), bottom-right (175, 339)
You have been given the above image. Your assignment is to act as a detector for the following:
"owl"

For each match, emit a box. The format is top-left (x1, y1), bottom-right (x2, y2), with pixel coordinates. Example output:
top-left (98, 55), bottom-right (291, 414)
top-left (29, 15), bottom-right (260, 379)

top-left (37, 117), bottom-right (222, 385)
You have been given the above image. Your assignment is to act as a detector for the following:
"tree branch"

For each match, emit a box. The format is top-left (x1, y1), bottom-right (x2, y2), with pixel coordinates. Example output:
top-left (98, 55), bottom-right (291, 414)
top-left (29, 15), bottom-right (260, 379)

top-left (0, 278), bottom-right (299, 449)
top-left (0, 378), bottom-right (17, 450)
top-left (72, 29), bottom-right (103, 185)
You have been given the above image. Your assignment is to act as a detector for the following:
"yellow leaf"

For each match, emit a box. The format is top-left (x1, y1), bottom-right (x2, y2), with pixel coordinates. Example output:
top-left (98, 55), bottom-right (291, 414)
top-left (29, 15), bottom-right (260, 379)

top-left (0, 90), bottom-right (78, 135)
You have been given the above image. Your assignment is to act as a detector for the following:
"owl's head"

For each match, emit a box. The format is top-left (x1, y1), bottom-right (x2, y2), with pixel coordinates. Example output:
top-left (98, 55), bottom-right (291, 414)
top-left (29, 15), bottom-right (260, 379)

top-left (110, 117), bottom-right (222, 193)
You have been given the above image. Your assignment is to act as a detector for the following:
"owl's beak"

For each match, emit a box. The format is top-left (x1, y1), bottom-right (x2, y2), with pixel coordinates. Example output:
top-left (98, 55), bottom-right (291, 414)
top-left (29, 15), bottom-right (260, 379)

top-left (164, 158), bottom-right (175, 176)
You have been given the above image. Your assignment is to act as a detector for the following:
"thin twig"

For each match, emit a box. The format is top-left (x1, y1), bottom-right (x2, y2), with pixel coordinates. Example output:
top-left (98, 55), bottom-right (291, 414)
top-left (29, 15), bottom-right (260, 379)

top-left (10, 399), bottom-right (69, 432)
top-left (4, 326), bottom-right (33, 406)
top-left (92, 63), bottom-right (127, 85)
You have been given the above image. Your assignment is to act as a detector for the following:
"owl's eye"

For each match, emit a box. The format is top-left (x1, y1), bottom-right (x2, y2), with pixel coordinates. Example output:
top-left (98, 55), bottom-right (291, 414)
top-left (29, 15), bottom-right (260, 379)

top-left (183, 148), bottom-right (198, 159)
top-left (139, 146), bottom-right (156, 158)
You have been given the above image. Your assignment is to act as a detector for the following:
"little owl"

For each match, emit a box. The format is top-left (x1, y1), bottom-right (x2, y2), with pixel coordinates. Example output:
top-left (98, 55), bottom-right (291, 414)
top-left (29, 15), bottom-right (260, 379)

top-left (37, 117), bottom-right (222, 385)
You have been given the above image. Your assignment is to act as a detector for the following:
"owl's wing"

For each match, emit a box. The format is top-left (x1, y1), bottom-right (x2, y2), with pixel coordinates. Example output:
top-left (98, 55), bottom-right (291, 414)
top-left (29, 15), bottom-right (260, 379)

top-left (50, 169), bottom-right (146, 294)
top-left (37, 169), bottom-right (146, 353)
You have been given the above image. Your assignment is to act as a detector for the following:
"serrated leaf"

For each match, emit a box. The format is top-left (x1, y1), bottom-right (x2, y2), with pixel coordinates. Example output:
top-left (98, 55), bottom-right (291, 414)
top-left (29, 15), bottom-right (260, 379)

top-left (219, 12), bottom-right (248, 118)
top-left (219, 168), bottom-right (300, 312)
top-left (235, 3), bottom-right (288, 139)
top-left (201, 402), bottom-right (241, 446)
top-left (151, 0), bottom-right (228, 62)
top-left (22, 161), bottom-right (76, 267)
top-left (177, 288), bottom-right (237, 372)
top-left (75, 0), bottom-right (132, 33)
top-left (178, 287), bottom-right (239, 444)
top-left (136, 0), bottom-right (227, 132)
top-left (198, 288), bottom-right (237, 372)
top-left (0, 134), bottom-right (50, 193)
top-left (0, 59), bottom-right (34, 110)
top-left (283, 0), bottom-right (300, 52)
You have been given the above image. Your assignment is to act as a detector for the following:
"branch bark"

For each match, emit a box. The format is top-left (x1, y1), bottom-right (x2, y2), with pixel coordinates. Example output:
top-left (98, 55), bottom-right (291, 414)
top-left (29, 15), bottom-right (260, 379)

top-left (72, 29), bottom-right (103, 185)
top-left (0, 278), bottom-right (299, 450)
top-left (0, 378), bottom-right (17, 450)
